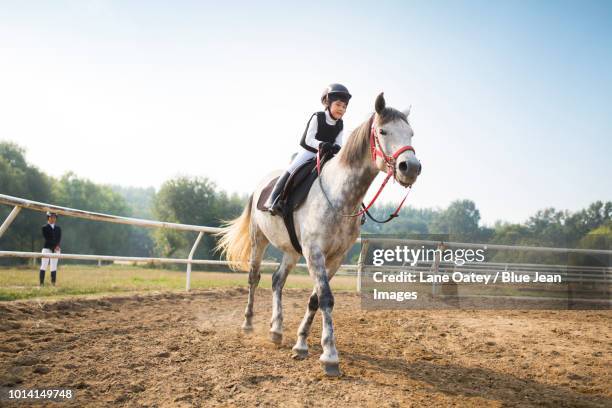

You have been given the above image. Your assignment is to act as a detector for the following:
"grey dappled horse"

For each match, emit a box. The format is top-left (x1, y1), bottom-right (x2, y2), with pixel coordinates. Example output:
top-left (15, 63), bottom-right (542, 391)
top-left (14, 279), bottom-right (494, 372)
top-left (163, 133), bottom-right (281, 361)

top-left (216, 93), bottom-right (421, 376)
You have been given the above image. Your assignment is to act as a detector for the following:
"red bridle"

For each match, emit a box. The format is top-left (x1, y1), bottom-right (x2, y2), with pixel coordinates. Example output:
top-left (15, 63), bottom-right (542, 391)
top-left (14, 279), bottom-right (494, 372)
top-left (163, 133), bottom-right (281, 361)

top-left (370, 121), bottom-right (416, 178)
top-left (317, 115), bottom-right (416, 219)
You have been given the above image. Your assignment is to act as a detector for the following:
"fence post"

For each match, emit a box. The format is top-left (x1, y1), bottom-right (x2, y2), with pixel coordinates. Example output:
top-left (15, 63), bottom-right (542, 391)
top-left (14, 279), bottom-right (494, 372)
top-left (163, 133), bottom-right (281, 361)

top-left (357, 239), bottom-right (369, 293)
top-left (186, 232), bottom-right (204, 292)
top-left (431, 242), bottom-right (443, 296)
top-left (0, 206), bottom-right (21, 239)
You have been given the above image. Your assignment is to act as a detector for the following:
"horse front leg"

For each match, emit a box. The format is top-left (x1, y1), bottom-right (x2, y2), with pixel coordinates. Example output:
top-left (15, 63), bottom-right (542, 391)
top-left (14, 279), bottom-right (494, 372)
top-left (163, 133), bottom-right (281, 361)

top-left (269, 252), bottom-right (299, 344)
top-left (291, 288), bottom-right (318, 360)
top-left (291, 255), bottom-right (342, 361)
top-left (306, 246), bottom-right (340, 376)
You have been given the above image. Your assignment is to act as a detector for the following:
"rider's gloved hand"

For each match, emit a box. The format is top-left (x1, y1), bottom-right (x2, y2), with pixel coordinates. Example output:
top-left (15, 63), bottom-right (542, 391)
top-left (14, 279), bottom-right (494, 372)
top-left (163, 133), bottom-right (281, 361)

top-left (318, 142), bottom-right (333, 156)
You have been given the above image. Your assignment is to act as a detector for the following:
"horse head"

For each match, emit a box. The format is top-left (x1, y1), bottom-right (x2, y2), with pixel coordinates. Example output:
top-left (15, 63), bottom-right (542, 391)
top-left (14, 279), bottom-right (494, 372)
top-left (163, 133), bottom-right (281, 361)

top-left (371, 92), bottom-right (421, 187)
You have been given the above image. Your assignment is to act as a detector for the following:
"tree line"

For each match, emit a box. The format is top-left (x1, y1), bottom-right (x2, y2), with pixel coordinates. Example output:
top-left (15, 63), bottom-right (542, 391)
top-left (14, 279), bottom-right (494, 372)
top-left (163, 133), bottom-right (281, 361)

top-left (0, 142), bottom-right (245, 266)
top-left (362, 200), bottom-right (611, 265)
top-left (0, 141), bottom-right (610, 266)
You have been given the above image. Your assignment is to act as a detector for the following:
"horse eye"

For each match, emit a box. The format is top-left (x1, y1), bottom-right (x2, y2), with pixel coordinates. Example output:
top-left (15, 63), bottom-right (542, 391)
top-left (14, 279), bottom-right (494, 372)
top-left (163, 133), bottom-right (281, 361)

top-left (379, 129), bottom-right (387, 135)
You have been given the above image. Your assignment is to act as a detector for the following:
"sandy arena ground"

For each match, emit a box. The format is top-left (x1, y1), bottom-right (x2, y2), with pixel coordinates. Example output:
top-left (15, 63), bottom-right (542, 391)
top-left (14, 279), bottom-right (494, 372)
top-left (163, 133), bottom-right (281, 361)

top-left (0, 288), bottom-right (610, 407)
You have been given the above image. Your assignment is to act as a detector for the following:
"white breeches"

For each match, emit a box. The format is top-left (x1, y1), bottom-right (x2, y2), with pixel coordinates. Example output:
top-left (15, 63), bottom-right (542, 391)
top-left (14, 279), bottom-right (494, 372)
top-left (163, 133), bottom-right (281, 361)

top-left (287, 149), bottom-right (317, 174)
top-left (41, 248), bottom-right (60, 271)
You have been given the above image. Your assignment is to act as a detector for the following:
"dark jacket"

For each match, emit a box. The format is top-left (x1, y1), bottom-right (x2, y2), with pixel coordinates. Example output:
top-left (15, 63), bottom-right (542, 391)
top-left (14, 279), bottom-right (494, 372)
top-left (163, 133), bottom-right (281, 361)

top-left (299, 111), bottom-right (343, 153)
top-left (42, 224), bottom-right (62, 250)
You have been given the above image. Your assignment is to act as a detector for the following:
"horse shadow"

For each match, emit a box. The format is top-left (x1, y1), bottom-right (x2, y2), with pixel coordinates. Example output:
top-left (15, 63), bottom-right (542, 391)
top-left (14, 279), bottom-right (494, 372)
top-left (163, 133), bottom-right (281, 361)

top-left (340, 351), bottom-right (610, 407)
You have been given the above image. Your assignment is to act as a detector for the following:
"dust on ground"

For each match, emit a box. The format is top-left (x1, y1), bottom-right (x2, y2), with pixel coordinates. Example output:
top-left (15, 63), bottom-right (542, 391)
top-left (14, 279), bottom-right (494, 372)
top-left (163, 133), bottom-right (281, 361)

top-left (1, 288), bottom-right (610, 407)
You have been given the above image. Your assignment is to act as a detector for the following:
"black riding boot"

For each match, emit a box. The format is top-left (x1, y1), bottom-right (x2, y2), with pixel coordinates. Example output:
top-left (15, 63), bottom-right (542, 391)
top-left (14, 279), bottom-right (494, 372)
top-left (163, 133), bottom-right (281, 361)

top-left (39, 270), bottom-right (45, 286)
top-left (267, 171), bottom-right (291, 216)
top-left (51, 271), bottom-right (57, 286)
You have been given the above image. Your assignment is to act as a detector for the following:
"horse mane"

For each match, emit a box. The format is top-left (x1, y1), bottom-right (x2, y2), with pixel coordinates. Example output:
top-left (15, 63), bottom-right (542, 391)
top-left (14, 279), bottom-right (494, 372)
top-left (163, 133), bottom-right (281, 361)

top-left (338, 108), bottom-right (408, 167)
top-left (337, 117), bottom-right (371, 166)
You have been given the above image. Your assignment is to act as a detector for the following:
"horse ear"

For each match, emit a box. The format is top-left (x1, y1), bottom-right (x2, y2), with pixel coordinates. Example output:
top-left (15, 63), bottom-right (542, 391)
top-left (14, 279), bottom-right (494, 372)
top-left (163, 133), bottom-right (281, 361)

top-left (375, 92), bottom-right (386, 114)
top-left (402, 105), bottom-right (412, 117)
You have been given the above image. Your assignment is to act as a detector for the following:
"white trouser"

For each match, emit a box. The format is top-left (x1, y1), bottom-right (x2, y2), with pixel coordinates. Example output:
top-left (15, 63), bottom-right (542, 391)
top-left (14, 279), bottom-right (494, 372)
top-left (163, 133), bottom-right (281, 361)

top-left (287, 149), bottom-right (317, 173)
top-left (40, 248), bottom-right (60, 271)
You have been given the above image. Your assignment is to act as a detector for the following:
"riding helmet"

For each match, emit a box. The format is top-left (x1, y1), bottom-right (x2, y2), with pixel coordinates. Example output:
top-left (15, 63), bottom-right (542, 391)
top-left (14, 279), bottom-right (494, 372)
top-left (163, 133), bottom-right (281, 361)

top-left (321, 83), bottom-right (352, 106)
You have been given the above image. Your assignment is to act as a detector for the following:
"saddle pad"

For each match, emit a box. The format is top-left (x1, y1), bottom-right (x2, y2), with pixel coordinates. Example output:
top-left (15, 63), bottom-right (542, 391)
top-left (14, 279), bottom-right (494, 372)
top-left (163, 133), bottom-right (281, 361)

top-left (256, 176), bottom-right (280, 211)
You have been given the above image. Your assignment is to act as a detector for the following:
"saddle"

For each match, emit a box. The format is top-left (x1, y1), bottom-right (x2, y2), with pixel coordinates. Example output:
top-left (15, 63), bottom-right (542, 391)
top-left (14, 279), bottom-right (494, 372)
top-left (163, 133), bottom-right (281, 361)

top-left (256, 155), bottom-right (331, 254)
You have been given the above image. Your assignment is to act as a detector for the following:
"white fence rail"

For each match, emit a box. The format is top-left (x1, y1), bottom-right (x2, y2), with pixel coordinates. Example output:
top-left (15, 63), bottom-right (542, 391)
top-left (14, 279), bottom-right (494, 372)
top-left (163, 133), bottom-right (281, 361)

top-left (1, 193), bottom-right (610, 292)
top-left (0, 193), bottom-right (221, 290)
top-left (0, 193), bottom-right (356, 290)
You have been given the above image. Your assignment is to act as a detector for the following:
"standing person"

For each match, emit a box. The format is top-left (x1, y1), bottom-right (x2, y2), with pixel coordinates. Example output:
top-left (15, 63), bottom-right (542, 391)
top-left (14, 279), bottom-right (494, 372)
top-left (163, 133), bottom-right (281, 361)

top-left (40, 211), bottom-right (61, 286)
top-left (264, 83), bottom-right (352, 215)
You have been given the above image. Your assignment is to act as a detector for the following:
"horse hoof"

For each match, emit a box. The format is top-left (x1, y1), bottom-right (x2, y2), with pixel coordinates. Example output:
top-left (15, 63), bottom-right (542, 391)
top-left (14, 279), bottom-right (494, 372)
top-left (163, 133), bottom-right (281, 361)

top-left (322, 362), bottom-right (341, 377)
top-left (269, 331), bottom-right (282, 345)
top-left (241, 323), bottom-right (253, 333)
top-left (291, 348), bottom-right (308, 360)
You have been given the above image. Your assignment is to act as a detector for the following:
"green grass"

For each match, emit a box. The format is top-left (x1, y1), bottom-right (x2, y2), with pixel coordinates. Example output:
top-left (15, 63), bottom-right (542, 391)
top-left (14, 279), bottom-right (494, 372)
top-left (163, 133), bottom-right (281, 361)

top-left (0, 264), bottom-right (357, 301)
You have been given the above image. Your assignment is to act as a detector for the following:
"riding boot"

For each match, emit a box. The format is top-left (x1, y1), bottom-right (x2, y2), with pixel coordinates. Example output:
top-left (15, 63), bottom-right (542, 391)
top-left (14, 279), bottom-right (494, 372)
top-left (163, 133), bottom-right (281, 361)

top-left (51, 271), bottom-right (57, 286)
top-left (39, 270), bottom-right (45, 286)
top-left (266, 171), bottom-right (291, 216)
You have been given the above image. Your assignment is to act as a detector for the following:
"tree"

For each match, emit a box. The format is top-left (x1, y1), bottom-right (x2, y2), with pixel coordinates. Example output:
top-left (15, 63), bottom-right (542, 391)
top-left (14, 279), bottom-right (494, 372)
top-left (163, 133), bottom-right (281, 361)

top-left (431, 199), bottom-right (481, 241)
top-left (51, 172), bottom-right (131, 256)
top-left (0, 142), bottom-right (52, 260)
top-left (152, 176), bottom-right (246, 261)
top-left (573, 221), bottom-right (612, 267)
top-left (564, 201), bottom-right (612, 246)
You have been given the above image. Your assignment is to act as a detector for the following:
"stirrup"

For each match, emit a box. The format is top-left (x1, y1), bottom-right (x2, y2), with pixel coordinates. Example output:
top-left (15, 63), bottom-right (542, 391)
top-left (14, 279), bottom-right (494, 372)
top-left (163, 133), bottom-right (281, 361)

top-left (266, 197), bottom-right (282, 216)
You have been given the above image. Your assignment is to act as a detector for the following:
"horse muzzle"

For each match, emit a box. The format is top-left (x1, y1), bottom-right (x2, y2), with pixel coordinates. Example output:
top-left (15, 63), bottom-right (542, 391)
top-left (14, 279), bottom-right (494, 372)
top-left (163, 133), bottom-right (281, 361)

top-left (396, 158), bottom-right (421, 187)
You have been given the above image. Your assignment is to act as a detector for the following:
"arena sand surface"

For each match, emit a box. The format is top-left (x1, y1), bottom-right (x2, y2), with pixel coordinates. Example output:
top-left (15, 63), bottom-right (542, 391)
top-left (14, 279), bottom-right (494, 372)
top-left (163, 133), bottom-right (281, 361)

top-left (0, 288), bottom-right (610, 407)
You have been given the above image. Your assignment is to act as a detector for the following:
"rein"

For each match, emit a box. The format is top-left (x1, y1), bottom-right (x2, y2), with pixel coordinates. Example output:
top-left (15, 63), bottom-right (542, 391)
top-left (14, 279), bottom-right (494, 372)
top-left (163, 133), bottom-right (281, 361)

top-left (317, 114), bottom-right (414, 222)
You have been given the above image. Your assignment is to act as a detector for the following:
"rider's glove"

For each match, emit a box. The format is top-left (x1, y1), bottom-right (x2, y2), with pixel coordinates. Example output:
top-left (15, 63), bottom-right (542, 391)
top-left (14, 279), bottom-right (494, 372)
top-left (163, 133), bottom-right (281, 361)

top-left (318, 142), bottom-right (333, 156)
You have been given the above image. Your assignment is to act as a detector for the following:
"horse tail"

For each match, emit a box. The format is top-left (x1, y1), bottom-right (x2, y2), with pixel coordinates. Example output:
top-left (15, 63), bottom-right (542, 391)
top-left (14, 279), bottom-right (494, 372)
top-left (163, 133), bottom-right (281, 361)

top-left (215, 194), bottom-right (253, 271)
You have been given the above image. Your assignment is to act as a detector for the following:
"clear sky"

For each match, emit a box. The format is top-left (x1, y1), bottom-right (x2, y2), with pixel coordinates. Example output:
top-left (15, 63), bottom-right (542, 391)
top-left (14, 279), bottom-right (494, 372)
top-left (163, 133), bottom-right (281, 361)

top-left (1, 0), bottom-right (610, 225)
